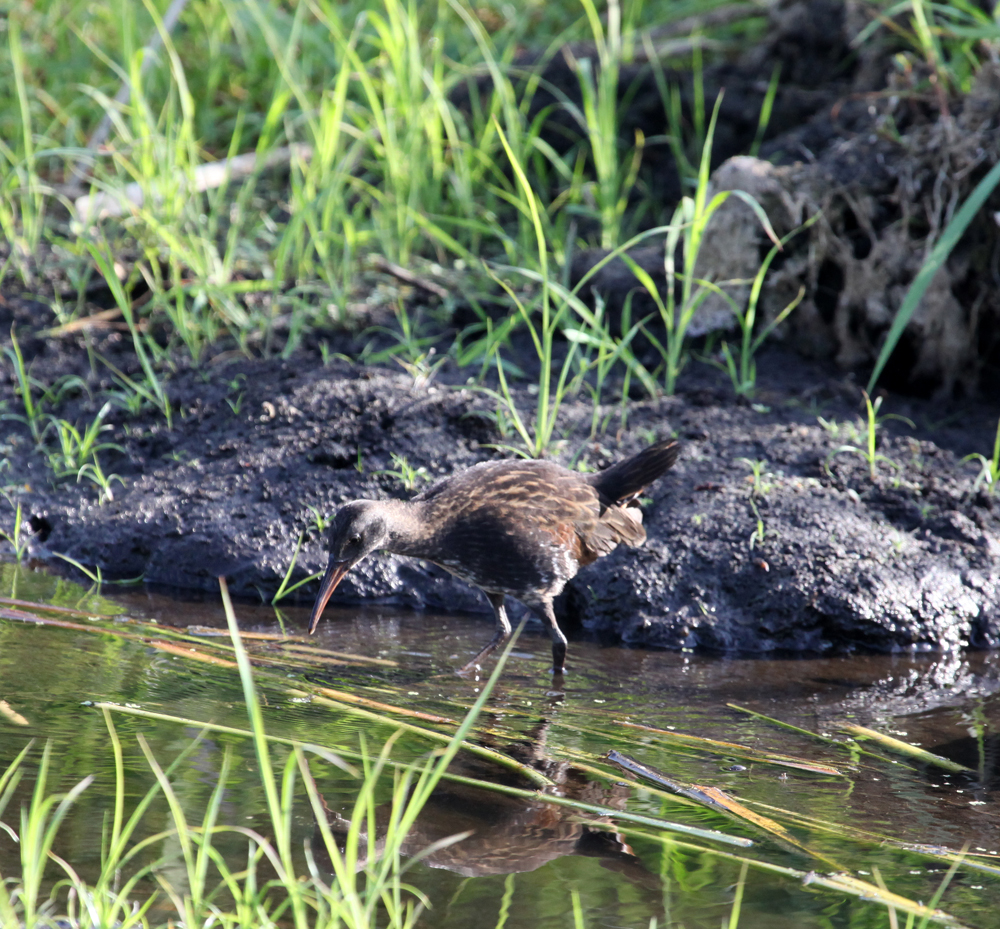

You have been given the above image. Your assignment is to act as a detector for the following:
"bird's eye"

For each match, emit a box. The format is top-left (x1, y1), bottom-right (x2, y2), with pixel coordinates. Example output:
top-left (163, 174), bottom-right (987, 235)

top-left (348, 535), bottom-right (361, 546)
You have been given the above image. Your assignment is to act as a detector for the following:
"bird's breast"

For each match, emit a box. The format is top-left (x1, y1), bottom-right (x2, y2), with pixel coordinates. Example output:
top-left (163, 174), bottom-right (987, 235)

top-left (419, 515), bottom-right (581, 599)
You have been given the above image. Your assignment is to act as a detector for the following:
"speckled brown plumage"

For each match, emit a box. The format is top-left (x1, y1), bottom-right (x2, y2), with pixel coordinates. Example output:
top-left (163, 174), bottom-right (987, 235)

top-left (308, 438), bottom-right (680, 675)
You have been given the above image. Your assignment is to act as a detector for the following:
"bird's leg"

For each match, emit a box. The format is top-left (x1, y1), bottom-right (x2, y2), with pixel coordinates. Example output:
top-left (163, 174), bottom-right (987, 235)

top-left (457, 592), bottom-right (511, 675)
top-left (533, 600), bottom-right (567, 675)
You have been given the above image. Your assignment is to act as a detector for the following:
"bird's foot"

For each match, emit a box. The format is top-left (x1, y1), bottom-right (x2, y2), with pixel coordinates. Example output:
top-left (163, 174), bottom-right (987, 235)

top-left (456, 658), bottom-right (486, 678)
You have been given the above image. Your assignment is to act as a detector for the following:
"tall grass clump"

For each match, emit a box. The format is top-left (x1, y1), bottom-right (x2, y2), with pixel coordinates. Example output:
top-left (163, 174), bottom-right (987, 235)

top-left (623, 96), bottom-right (779, 394)
top-left (3, 0), bottom-right (837, 421)
top-left (571, 0), bottom-right (643, 250)
top-left (77, 0), bottom-right (270, 360)
top-left (0, 19), bottom-right (56, 287)
top-left (478, 118), bottom-right (571, 459)
top-left (252, 0), bottom-right (574, 305)
top-left (68, 0), bottom-right (553, 357)
top-left (474, 108), bottom-right (666, 459)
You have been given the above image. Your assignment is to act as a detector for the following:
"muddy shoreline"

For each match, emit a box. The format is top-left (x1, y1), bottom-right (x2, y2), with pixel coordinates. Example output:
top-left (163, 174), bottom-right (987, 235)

top-left (3, 0), bottom-right (1000, 656)
top-left (2, 303), bottom-right (998, 655)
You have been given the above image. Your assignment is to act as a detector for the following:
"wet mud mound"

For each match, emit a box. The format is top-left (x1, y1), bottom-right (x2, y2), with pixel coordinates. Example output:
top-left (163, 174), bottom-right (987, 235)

top-left (695, 62), bottom-right (1000, 399)
top-left (2, 0), bottom-right (1000, 658)
top-left (2, 308), bottom-right (998, 656)
top-left (560, 1), bottom-right (1000, 397)
top-left (577, 392), bottom-right (1000, 654)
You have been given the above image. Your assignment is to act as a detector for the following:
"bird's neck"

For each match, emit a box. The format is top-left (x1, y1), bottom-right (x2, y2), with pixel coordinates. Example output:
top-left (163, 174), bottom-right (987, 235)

top-left (379, 498), bottom-right (433, 557)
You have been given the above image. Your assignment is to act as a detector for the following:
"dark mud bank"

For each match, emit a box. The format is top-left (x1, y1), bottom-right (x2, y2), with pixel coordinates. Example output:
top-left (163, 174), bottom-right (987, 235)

top-left (5, 342), bottom-right (1000, 656)
top-left (4, 0), bottom-right (1000, 654)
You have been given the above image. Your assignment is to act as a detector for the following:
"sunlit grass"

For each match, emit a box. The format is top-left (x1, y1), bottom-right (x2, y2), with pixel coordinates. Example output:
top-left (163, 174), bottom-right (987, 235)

top-left (0, 0), bottom-right (785, 449)
top-left (3, 0), bottom-right (994, 386)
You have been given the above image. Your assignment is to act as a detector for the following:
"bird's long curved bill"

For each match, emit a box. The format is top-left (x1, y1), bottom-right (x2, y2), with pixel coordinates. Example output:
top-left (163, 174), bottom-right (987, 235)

top-left (308, 560), bottom-right (351, 633)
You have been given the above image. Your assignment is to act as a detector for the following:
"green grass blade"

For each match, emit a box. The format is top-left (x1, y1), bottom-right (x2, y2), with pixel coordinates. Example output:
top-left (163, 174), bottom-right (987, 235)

top-left (867, 158), bottom-right (1000, 393)
top-left (841, 724), bottom-right (974, 774)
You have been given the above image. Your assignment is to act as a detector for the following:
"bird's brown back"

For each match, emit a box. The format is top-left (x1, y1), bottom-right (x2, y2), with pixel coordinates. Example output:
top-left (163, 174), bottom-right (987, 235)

top-left (407, 459), bottom-right (648, 599)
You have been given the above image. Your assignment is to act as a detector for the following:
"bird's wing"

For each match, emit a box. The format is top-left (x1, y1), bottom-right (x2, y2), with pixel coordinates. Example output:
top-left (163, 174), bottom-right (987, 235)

top-left (578, 502), bottom-right (646, 561)
top-left (500, 466), bottom-right (646, 564)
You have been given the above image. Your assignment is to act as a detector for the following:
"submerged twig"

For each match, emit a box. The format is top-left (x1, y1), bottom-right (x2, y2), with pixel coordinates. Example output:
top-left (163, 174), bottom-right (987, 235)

top-left (607, 750), bottom-right (842, 868)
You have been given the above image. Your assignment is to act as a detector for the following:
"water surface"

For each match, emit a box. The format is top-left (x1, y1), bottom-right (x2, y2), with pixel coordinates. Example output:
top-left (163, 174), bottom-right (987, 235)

top-left (1, 563), bottom-right (998, 928)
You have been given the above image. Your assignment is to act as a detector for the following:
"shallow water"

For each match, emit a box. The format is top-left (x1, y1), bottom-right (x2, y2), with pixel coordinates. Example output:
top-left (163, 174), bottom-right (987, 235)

top-left (2, 562), bottom-right (999, 928)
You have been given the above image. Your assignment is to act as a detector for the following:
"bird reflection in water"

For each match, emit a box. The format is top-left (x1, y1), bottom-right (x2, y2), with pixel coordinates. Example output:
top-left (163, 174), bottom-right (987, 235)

top-left (314, 719), bottom-right (661, 889)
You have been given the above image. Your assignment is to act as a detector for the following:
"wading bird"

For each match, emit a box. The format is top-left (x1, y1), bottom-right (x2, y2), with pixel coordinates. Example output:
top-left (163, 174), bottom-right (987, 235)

top-left (308, 439), bottom-right (680, 675)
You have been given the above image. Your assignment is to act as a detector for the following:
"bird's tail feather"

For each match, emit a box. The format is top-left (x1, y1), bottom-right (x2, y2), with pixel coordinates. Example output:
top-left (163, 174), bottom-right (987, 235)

top-left (588, 439), bottom-right (680, 503)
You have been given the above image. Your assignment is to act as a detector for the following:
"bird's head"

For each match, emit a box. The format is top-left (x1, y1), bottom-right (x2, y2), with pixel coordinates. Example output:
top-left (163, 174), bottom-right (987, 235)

top-left (307, 501), bottom-right (391, 633)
